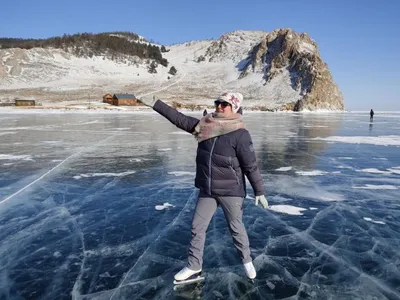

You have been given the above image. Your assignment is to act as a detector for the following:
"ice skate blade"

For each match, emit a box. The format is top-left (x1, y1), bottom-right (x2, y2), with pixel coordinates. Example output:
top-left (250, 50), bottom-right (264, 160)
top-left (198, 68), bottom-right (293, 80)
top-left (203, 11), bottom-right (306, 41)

top-left (173, 276), bottom-right (205, 286)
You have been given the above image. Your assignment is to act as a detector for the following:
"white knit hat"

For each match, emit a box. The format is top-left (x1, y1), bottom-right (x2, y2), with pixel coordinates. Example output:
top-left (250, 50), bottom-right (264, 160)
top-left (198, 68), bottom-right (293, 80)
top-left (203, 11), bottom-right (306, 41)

top-left (216, 92), bottom-right (243, 113)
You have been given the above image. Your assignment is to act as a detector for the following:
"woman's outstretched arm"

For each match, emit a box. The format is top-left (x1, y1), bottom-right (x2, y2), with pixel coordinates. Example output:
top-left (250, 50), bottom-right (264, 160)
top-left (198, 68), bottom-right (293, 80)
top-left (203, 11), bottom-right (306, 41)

top-left (141, 96), bottom-right (199, 134)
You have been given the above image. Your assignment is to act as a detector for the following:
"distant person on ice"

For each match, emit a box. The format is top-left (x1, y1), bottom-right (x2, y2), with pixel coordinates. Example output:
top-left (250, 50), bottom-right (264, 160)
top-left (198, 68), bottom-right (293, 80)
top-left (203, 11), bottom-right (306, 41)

top-left (370, 109), bottom-right (374, 121)
top-left (140, 92), bottom-right (268, 282)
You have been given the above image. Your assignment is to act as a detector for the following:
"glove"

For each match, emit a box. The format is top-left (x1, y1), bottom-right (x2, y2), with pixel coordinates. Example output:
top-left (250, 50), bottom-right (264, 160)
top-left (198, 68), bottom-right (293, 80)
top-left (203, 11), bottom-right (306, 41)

top-left (255, 195), bottom-right (268, 209)
top-left (139, 95), bottom-right (157, 108)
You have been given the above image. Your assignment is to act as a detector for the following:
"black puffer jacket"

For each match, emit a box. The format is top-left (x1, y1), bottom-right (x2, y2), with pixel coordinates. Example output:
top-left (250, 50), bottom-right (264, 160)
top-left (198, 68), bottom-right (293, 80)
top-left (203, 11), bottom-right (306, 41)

top-left (153, 100), bottom-right (264, 197)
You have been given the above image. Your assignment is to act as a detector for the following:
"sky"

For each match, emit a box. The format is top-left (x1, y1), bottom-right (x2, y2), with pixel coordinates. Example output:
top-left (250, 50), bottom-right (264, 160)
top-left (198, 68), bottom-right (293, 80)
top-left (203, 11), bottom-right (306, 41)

top-left (1, 0), bottom-right (399, 110)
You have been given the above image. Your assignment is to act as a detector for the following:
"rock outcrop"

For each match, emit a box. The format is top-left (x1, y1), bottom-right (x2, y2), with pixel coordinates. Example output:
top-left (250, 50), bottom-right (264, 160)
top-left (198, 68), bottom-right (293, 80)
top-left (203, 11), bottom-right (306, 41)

top-left (238, 28), bottom-right (344, 111)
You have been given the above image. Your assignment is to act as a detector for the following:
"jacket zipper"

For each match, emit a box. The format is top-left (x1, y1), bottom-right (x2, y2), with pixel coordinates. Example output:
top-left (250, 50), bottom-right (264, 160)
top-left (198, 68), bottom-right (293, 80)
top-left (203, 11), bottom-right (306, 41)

top-left (229, 157), bottom-right (239, 185)
top-left (208, 137), bottom-right (218, 195)
top-left (230, 166), bottom-right (240, 185)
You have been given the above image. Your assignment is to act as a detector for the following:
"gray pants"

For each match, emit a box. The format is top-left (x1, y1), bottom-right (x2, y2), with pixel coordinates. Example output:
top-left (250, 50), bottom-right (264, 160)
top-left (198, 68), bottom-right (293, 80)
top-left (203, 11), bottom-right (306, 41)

top-left (187, 196), bottom-right (252, 270)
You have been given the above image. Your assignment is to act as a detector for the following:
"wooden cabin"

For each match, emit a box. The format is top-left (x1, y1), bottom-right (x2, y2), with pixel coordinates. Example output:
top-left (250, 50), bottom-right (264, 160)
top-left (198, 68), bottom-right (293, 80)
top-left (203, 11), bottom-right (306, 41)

top-left (112, 93), bottom-right (139, 106)
top-left (102, 93), bottom-right (113, 104)
top-left (15, 99), bottom-right (35, 106)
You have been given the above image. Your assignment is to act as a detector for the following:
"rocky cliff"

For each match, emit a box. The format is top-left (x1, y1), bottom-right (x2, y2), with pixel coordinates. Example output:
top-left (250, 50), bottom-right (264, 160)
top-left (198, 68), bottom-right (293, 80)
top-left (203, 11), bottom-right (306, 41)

top-left (237, 28), bottom-right (344, 111)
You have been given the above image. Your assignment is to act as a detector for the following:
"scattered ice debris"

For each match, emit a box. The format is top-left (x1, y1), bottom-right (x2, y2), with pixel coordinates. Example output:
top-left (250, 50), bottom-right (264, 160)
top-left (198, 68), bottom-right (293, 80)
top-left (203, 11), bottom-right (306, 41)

top-left (266, 281), bottom-right (276, 290)
top-left (155, 202), bottom-right (175, 211)
top-left (99, 272), bottom-right (117, 278)
top-left (363, 217), bottom-right (386, 225)
top-left (275, 166), bottom-right (292, 171)
top-left (53, 251), bottom-right (62, 258)
top-left (129, 158), bottom-right (142, 162)
top-left (213, 291), bottom-right (224, 298)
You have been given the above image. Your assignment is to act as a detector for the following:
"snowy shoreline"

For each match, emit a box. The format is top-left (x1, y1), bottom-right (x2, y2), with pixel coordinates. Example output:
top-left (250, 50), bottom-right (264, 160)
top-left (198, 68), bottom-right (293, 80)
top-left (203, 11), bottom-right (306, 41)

top-left (1, 107), bottom-right (398, 115)
top-left (0, 105), bottom-right (353, 114)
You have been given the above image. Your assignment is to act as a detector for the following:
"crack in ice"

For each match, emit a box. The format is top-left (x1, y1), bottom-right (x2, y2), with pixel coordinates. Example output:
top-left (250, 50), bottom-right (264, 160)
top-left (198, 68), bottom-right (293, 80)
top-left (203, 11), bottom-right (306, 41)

top-left (108, 189), bottom-right (196, 300)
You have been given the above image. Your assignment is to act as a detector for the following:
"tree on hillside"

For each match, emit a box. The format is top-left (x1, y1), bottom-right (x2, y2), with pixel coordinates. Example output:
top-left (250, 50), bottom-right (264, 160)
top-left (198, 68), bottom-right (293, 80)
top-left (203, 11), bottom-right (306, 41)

top-left (168, 66), bottom-right (177, 75)
top-left (196, 55), bottom-right (205, 63)
top-left (0, 32), bottom-right (169, 66)
top-left (148, 61), bottom-right (158, 73)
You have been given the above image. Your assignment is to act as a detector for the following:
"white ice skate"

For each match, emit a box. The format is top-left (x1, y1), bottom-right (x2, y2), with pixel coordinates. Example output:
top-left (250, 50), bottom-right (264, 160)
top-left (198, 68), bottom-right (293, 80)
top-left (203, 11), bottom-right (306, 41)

top-left (173, 267), bottom-right (204, 286)
top-left (244, 262), bottom-right (256, 280)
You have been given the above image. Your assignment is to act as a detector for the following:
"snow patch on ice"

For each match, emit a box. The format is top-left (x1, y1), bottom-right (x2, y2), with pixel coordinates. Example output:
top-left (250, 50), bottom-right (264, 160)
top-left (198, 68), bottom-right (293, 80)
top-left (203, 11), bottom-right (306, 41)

top-left (167, 171), bottom-right (196, 176)
top-left (168, 131), bottom-right (192, 135)
top-left (296, 170), bottom-right (328, 176)
top-left (0, 132), bottom-right (16, 136)
top-left (359, 168), bottom-right (391, 175)
top-left (0, 154), bottom-right (33, 161)
top-left (73, 171), bottom-right (136, 180)
top-left (41, 140), bottom-right (63, 144)
top-left (353, 184), bottom-right (398, 190)
top-left (269, 205), bottom-right (307, 216)
top-left (388, 167), bottom-right (400, 175)
top-left (275, 166), bottom-right (292, 172)
top-left (336, 165), bottom-right (354, 170)
top-left (363, 217), bottom-right (386, 225)
top-left (303, 125), bottom-right (328, 128)
top-left (155, 202), bottom-right (175, 211)
top-left (314, 135), bottom-right (400, 146)
top-left (319, 193), bottom-right (345, 201)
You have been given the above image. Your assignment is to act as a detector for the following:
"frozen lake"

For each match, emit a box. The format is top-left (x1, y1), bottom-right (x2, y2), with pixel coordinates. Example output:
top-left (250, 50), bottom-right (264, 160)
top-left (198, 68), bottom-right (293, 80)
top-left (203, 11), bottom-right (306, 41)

top-left (0, 110), bottom-right (399, 299)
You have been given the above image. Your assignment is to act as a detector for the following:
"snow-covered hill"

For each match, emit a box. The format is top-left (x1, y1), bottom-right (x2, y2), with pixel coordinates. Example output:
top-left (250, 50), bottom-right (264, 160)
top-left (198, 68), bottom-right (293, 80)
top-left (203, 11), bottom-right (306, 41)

top-left (0, 29), bottom-right (344, 111)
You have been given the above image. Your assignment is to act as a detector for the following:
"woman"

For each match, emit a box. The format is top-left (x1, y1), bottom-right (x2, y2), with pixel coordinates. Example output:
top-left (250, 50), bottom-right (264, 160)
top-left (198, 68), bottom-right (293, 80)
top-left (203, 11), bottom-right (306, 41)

top-left (140, 92), bottom-right (268, 282)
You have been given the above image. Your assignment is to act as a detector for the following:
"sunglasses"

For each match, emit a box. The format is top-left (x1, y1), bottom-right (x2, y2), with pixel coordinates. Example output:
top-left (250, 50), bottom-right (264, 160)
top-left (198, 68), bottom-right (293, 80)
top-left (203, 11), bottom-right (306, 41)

top-left (214, 101), bottom-right (231, 108)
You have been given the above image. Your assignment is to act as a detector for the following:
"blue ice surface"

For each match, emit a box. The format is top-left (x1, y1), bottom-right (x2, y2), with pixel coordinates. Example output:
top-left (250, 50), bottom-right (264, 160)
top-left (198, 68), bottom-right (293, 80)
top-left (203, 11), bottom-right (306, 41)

top-left (0, 111), bottom-right (399, 299)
